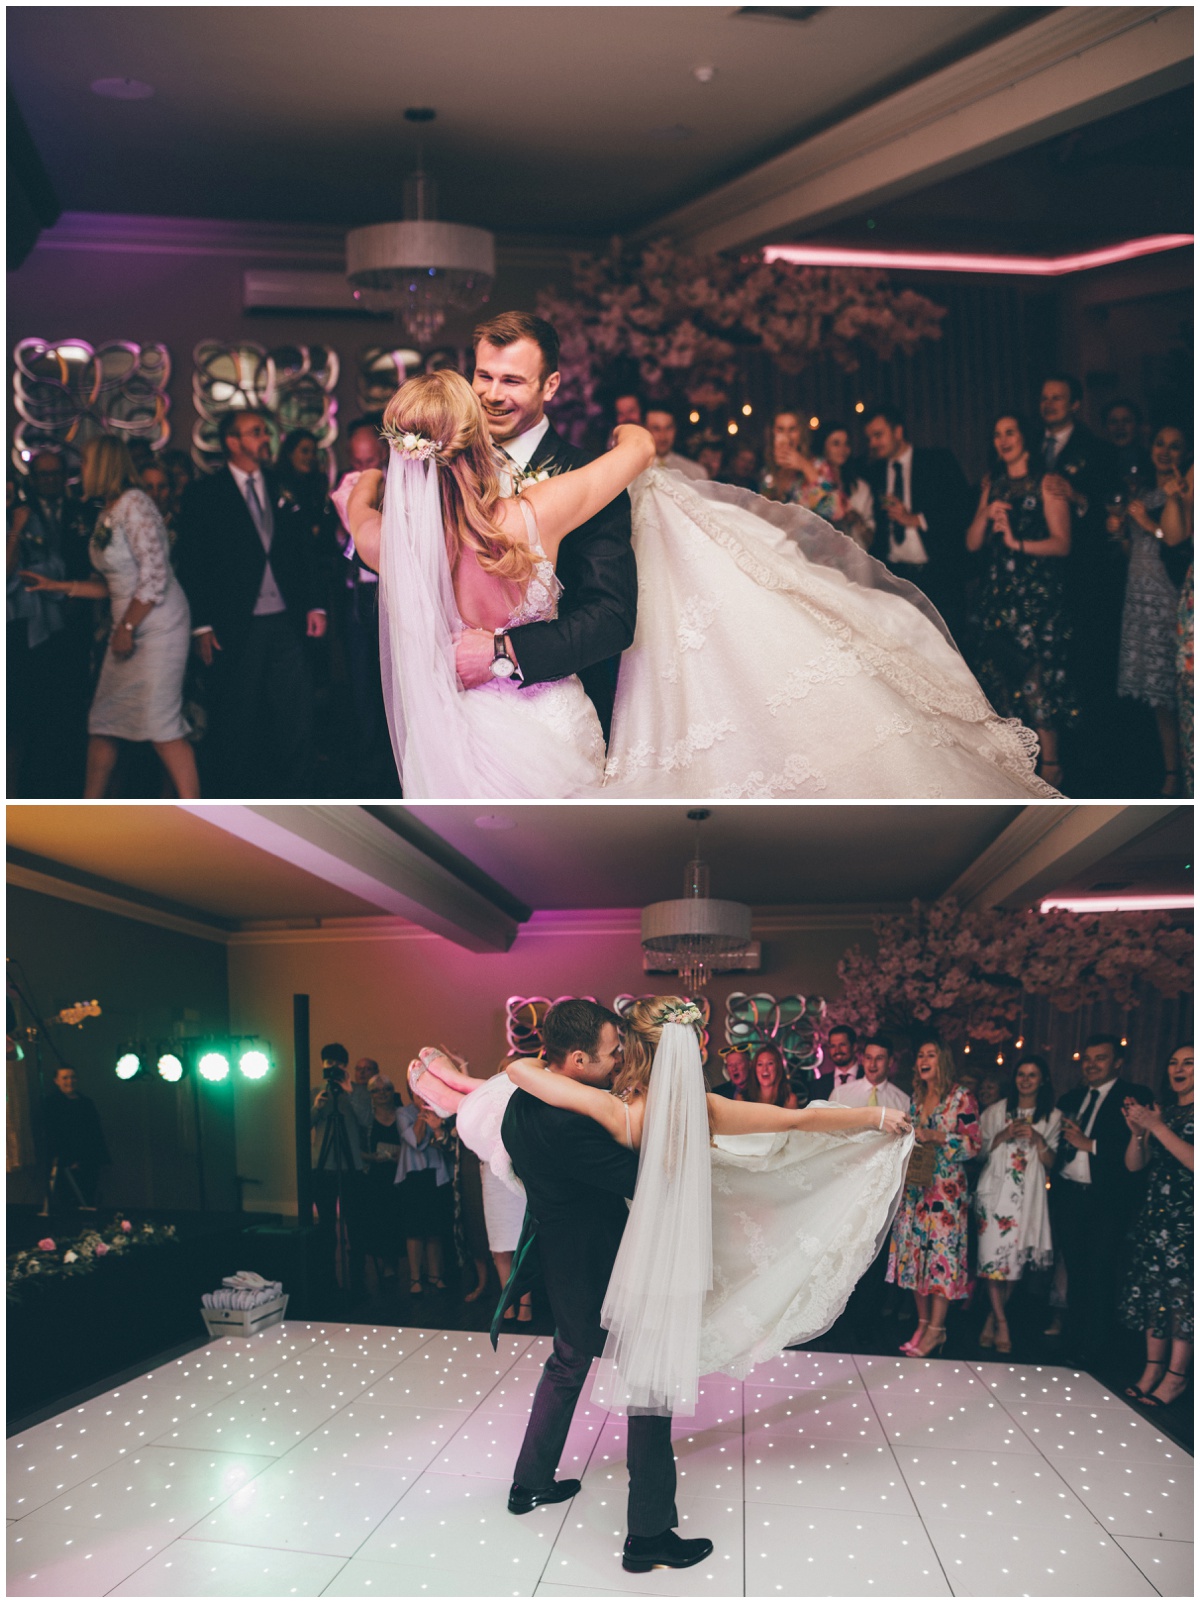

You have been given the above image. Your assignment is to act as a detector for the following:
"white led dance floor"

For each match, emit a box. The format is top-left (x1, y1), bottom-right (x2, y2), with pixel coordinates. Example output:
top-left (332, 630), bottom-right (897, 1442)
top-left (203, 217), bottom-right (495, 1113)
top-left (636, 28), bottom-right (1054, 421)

top-left (7, 1324), bottom-right (1192, 1597)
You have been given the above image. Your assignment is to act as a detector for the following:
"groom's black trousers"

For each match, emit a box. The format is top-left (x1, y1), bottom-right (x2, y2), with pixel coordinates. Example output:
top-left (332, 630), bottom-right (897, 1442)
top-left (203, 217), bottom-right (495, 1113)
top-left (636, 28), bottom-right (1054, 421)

top-left (514, 1332), bottom-right (678, 1537)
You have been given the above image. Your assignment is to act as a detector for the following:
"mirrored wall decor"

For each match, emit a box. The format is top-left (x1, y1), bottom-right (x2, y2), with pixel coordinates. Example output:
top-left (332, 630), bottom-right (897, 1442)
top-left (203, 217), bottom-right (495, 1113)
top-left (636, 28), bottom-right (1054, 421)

top-left (357, 345), bottom-right (465, 412)
top-left (12, 338), bottom-right (171, 471)
top-left (724, 992), bottom-right (828, 1082)
top-left (504, 994), bottom-right (711, 1060)
top-left (191, 341), bottom-right (339, 471)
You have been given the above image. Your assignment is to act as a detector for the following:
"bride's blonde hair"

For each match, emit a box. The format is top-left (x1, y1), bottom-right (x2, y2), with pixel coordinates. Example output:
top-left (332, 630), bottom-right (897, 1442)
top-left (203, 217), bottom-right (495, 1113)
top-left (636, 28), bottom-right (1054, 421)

top-left (382, 368), bottom-right (536, 584)
top-left (613, 996), bottom-right (698, 1101)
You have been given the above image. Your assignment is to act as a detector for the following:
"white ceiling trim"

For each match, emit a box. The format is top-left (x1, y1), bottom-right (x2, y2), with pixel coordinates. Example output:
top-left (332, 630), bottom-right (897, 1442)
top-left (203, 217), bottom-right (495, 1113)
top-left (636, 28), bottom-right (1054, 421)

top-left (7, 862), bottom-right (230, 945)
top-left (644, 7), bottom-right (1193, 251)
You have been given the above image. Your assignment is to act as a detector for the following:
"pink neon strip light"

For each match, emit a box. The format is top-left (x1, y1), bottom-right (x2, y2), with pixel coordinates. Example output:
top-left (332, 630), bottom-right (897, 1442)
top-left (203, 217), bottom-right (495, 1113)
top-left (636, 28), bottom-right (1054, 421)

top-left (1040, 894), bottom-right (1194, 913)
top-left (763, 234), bottom-right (1193, 277)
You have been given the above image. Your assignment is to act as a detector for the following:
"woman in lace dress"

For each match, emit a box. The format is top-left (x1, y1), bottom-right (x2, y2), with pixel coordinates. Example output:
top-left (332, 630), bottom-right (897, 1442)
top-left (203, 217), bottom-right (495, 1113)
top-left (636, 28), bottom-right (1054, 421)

top-left (966, 413), bottom-right (1075, 790)
top-left (974, 1055), bottom-right (1061, 1353)
top-left (888, 1037), bottom-right (982, 1357)
top-left (345, 372), bottom-right (1057, 799)
top-left (1114, 426), bottom-right (1190, 795)
top-left (21, 437), bottom-right (197, 798)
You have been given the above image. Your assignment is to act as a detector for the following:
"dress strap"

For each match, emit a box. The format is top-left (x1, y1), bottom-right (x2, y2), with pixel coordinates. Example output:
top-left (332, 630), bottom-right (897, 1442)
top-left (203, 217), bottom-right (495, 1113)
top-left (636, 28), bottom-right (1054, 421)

top-left (517, 495), bottom-right (546, 556)
top-left (621, 1097), bottom-right (633, 1150)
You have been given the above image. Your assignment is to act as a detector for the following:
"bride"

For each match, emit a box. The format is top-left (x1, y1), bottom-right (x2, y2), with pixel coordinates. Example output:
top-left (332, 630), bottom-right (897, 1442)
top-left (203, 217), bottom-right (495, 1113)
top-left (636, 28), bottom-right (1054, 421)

top-left (345, 370), bottom-right (1058, 799)
top-left (409, 1002), bottom-right (913, 1415)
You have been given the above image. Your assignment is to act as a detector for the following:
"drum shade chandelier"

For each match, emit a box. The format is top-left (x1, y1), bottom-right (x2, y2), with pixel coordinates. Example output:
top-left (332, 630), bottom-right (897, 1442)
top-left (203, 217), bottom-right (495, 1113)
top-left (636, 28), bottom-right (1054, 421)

top-left (345, 108), bottom-right (494, 345)
top-left (641, 810), bottom-right (753, 993)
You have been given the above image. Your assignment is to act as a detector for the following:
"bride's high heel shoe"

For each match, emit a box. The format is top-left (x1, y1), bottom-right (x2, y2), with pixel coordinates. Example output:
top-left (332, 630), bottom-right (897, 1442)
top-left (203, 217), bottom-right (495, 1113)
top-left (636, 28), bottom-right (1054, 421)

top-left (407, 1049), bottom-right (459, 1118)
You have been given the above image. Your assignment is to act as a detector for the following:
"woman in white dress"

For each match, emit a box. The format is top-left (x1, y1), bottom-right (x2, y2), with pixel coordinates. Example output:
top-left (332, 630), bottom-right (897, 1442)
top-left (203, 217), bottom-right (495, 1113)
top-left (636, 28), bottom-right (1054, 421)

top-left (409, 1000), bottom-right (913, 1415)
top-left (344, 371), bottom-right (1058, 800)
top-left (21, 436), bottom-right (197, 798)
top-left (974, 1054), bottom-right (1061, 1353)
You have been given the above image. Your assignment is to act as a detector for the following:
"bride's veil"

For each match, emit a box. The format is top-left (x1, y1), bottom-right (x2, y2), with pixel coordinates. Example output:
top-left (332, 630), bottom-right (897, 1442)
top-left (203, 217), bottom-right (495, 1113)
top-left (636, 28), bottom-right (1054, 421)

top-left (592, 1018), bottom-right (713, 1417)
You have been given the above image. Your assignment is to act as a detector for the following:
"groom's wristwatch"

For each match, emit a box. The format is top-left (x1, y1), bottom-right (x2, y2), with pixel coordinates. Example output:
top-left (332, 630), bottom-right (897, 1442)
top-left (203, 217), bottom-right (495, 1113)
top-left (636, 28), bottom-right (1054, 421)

top-left (490, 631), bottom-right (520, 681)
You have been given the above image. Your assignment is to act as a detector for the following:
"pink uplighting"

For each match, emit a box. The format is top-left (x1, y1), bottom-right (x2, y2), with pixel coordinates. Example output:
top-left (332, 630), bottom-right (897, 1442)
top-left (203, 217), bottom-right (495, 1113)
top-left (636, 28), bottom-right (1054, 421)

top-left (1040, 894), bottom-right (1194, 914)
top-left (762, 234), bottom-right (1194, 277)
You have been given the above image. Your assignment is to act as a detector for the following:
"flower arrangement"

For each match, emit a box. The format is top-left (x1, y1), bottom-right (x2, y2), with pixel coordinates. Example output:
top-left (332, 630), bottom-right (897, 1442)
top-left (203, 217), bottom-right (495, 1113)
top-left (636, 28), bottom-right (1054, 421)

top-left (380, 426), bottom-right (442, 462)
top-left (537, 238), bottom-right (947, 433)
top-left (836, 898), bottom-right (1193, 1047)
top-left (8, 1215), bottom-right (178, 1300)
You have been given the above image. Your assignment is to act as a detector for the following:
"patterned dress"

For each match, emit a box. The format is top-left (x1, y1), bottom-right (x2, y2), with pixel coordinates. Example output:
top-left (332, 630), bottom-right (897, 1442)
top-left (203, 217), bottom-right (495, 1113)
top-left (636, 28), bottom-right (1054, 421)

top-left (1119, 1103), bottom-right (1194, 1340)
top-left (1117, 491), bottom-right (1181, 710)
top-left (1179, 564), bottom-right (1193, 795)
top-left (974, 1102), bottom-right (1061, 1280)
top-left (888, 1085), bottom-right (981, 1300)
top-left (968, 471), bottom-right (1076, 730)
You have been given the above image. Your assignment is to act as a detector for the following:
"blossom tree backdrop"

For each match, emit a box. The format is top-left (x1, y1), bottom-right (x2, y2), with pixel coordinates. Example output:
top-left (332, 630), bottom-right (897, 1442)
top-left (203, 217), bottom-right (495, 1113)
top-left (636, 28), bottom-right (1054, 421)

top-left (835, 899), bottom-right (1193, 1090)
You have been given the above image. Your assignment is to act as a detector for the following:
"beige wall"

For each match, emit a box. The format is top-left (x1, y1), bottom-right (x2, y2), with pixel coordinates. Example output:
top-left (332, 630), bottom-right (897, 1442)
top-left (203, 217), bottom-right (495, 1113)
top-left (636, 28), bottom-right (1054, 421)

top-left (226, 911), bottom-right (873, 1215)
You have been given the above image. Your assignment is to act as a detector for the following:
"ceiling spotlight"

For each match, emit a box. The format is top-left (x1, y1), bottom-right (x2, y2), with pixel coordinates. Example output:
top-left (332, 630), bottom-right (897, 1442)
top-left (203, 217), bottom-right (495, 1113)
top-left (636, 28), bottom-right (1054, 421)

top-left (474, 813), bottom-right (516, 830)
top-left (91, 77), bottom-right (155, 100)
top-left (115, 1049), bottom-right (142, 1081)
top-left (157, 1052), bottom-right (184, 1084)
top-left (693, 65), bottom-right (716, 83)
top-left (197, 1050), bottom-right (230, 1083)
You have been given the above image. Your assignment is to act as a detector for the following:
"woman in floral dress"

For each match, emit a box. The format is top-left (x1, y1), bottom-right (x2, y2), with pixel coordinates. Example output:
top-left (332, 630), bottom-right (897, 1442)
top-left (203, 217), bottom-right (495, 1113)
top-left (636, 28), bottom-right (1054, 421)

top-left (1119, 1043), bottom-right (1193, 1409)
top-left (975, 1055), bottom-right (1061, 1352)
top-left (889, 1037), bottom-right (981, 1356)
top-left (965, 413), bottom-right (1075, 789)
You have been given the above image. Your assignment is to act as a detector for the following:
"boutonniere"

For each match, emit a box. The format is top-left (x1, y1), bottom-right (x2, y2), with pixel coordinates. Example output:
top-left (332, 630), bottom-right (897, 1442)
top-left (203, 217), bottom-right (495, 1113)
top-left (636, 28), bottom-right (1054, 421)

top-left (276, 489), bottom-right (294, 510)
top-left (511, 465), bottom-right (552, 491)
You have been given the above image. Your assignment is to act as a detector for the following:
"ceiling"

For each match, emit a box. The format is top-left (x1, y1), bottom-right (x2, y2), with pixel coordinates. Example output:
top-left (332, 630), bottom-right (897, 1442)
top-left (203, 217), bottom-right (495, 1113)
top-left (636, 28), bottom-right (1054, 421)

top-left (1051, 808), bottom-right (1195, 899)
top-left (8, 6), bottom-right (1037, 237)
top-left (6, 806), bottom-right (382, 925)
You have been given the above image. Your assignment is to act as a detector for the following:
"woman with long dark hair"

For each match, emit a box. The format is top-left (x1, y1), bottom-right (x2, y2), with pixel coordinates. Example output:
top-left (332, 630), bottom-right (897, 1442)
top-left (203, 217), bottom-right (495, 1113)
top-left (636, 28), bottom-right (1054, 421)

top-left (750, 1045), bottom-right (798, 1109)
top-left (1119, 1043), bottom-right (1193, 1407)
top-left (889, 1037), bottom-right (981, 1355)
top-left (974, 1054), bottom-right (1061, 1352)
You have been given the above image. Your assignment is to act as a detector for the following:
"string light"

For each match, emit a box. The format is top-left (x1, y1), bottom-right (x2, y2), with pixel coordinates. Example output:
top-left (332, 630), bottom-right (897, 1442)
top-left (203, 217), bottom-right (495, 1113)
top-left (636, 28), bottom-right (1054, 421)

top-left (727, 421), bottom-right (738, 435)
top-left (854, 401), bottom-right (865, 414)
top-left (688, 410), bottom-right (700, 424)
top-left (741, 403), bottom-right (753, 416)
top-left (809, 415), bottom-right (819, 429)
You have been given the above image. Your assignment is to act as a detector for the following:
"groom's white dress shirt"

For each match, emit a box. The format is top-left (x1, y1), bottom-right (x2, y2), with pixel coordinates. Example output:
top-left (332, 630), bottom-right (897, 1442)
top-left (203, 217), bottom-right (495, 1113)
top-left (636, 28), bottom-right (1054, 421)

top-left (498, 417), bottom-right (552, 492)
top-left (830, 1076), bottom-right (909, 1112)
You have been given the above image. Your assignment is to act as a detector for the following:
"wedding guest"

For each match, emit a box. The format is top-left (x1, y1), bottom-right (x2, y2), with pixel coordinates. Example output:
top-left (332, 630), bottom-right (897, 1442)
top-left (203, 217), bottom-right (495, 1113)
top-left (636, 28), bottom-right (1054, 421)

top-left (347, 1055), bottom-right (377, 1136)
top-left (1052, 1033), bottom-right (1148, 1368)
top-left (37, 1066), bottom-right (111, 1212)
top-left (693, 433), bottom-right (725, 481)
top-left (645, 407), bottom-right (706, 480)
top-left (1160, 465), bottom-right (1193, 792)
top-left (139, 460), bottom-right (174, 527)
top-left (831, 1034), bottom-right (908, 1111)
top-left (749, 1045), bottom-right (798, 1109)
top-left (758, 409), bottom-right (811, 503)
top-left (812, 421), bottom-right (875, 550)
top-left (1102, 398), bottom-right (1153, 491)
top-left (174, 408), bottom-right (326, 797)
top-left (7, 450), bottom-right (92, 796)
top-left (864, 404), bottom-right (971, 638)
top-left (974, 1054), bottom-right (1061, 1353)
top-left (395, 1094), bottom-right (454, 1293)
top-left (710, 1047), bottom-right (752, 1100)
top-left (158, 449), bottom-right (196, 527)
top-left (360, 1074), bottom-right (405, 1286)
top-left (483, 1057), bottom-right (533, 1321)
top-left (722, 443), bottom-right (760, 491)
top-left (612, 392), bottom-right (644, 428)
top-left (21, 437), bottom-right (198, 798)
top-left (810, 1024), bottom-right (861, 1101)
top-left (966, 412), bottom-right (1074, 789)
top-left (1115, 424), bottom-right (1190, 794)
top-left (889, 1036), bottom-right (981, 1356)
top-left (310, 1051), bottom-right (367, 1296)
top-left (1119, 1043), bottom-right (1193, 1409)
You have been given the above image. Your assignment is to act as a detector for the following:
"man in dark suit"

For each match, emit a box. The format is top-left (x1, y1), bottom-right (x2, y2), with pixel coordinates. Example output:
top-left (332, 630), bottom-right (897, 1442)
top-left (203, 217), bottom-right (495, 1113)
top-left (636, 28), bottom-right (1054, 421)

top-left (174, 409), bottom-right (326, 796)
top-left (806, 1022), bottom-right (863, 1103)
top-left (1051, 1032), bottom-right (1148, 1367)
top-left (455, 313), bottom-right (637, 742)
top-left (497, 999), bottom-right (712, 1575)
top-left (1038, 374), bottom-right (1122, 783)
top-left (864, 405), bottom-right (971, 641)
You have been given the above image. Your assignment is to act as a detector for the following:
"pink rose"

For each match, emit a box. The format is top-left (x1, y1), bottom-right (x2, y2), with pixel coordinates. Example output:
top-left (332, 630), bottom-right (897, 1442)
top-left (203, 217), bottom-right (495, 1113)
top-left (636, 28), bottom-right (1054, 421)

top-left (95, 1242), bottom-right (110, 1256)
top-left (36, 1238), bottom-right (55, 1251)
top-left (121, 1220), bottom-right (132, 1233)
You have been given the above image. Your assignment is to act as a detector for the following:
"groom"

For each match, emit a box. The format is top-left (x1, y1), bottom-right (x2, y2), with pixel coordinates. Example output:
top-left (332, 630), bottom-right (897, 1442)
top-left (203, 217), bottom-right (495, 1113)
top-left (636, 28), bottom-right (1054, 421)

top-left (497, 998), bottom-right (713, 1574)
top-left (455, 312), bottom-right (637, 742)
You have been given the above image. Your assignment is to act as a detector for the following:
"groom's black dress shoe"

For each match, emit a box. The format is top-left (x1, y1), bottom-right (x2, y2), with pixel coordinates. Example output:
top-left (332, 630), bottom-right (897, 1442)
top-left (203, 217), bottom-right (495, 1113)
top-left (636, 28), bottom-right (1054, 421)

top-left (622, 1529), bottom-right (715, 1572)
top-left (507, 1479), bottom-right (581, 1515)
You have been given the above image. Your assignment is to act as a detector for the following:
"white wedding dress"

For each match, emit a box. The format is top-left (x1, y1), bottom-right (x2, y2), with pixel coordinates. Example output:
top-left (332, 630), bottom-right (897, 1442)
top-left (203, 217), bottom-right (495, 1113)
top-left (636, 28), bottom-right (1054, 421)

top-left (378, 455), bottom-right (1057, 798)
top-left (453, 1071), bottom-right (911, 1405)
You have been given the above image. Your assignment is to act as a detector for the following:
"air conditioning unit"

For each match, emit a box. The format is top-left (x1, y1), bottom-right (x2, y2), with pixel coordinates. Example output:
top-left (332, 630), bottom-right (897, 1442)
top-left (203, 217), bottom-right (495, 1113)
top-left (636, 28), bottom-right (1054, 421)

top-left (242, 270), bottom-right (381, 317)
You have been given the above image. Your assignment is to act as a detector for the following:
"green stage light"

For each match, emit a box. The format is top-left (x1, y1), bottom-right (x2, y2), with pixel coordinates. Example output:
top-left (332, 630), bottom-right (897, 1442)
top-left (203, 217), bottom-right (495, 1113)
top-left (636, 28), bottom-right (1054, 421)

top-left (115, 1050), bottom-right (142, 1081)
top-left (197, 1050), bottom-right (230, 1083)
top-left (157, 1052), bottom-right (184, 1083)
top-left (238, 1048), bottom-right (271, 1081)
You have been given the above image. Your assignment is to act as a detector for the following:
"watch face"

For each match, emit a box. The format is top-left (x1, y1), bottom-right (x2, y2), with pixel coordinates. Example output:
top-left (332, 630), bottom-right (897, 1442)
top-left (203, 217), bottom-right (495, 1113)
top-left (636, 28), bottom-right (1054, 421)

top-left (491, 657), bottom-right (516, 679)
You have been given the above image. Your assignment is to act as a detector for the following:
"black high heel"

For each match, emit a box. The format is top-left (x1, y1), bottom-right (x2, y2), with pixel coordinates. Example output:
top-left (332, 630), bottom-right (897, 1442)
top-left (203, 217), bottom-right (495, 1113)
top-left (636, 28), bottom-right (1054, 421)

top-left (1140, 1369), bottom-right (1189, 1408)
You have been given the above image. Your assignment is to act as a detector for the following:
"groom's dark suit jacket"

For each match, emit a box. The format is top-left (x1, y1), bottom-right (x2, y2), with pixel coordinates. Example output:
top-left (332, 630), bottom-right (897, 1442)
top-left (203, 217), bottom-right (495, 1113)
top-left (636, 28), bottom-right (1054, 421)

top-left (499, 1088), bottom-right (638, 1357)
top-left (505, 422), bottom-right (637, 742)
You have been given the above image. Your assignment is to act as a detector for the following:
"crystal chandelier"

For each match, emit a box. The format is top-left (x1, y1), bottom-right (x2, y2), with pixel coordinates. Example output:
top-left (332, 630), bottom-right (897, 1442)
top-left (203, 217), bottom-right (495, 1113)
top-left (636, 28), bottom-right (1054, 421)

top-left (640, 811), bottom-right (753, 993)
top-left (345, 109), bottom-right (495, 346)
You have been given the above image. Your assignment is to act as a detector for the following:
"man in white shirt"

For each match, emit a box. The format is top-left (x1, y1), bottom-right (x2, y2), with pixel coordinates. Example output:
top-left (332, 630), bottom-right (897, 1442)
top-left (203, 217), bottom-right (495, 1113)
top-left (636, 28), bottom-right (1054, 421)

top-left (1051, 1033), bottom-right (1147, 1367)
top-left (831, 1035), bottom-right (909, 1113)
top-left (645, 408), bottom-right (706, 481)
